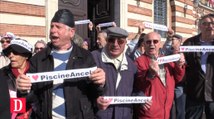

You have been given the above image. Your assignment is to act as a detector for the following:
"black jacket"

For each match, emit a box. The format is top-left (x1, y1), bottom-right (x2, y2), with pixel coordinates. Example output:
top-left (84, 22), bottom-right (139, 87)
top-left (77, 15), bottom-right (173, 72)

top-left (21, 43), bottom-right (104, 119)
top-left (183, 34), bottom-right (214, 102)
top-left (0, 68), bottom-right (11, 119)
top-left (1, 66), bottom-right (17, 92)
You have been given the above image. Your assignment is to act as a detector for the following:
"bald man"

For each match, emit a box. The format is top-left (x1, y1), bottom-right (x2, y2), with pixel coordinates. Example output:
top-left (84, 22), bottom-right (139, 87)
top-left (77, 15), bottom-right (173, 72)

top-left (134, 32), bottom-right (185, 119)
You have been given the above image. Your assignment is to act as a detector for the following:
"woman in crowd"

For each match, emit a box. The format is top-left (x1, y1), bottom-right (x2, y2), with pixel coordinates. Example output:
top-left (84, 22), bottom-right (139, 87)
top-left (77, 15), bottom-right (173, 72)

top-left (0, 38), bottom-right (33, 119)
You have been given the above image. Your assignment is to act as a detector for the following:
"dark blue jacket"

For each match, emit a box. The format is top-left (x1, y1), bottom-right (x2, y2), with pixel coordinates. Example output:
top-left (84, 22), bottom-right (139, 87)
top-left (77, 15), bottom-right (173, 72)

top-left (92, 49), bottom-right (138, 119)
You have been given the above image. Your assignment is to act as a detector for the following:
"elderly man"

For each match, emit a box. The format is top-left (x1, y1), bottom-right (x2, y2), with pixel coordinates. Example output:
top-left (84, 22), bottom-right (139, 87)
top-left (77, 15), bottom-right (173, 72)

top-left (134, 32), bottom-right (185, 119)
top-left (92, 27), bottom-right (142, 119)
top-left (16, 9), bottom-right (105, 119)
top-left (167, 34), bottom-right (186, 119)
top-left (33, 40), bottom-right (47, 55)
top-left (184, 13), bottom-right (214, 119)
top-left (96, 30), bottom-right (108, 49)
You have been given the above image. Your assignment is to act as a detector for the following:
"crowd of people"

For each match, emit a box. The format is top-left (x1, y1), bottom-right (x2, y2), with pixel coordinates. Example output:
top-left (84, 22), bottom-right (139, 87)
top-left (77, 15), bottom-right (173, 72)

top-left (0, 9), bottom-right (213, 119)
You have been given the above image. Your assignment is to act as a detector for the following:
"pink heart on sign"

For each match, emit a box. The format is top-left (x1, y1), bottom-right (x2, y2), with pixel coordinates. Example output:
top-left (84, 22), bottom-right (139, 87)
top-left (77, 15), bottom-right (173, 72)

top-left (32, 75), bottom-right (38, 81)
top-left (181, 48), bottom-right (184, 51)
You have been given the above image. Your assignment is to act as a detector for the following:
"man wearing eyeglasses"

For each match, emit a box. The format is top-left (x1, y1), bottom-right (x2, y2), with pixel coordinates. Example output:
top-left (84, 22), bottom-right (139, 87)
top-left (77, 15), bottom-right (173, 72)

top-left (92, 27), bottom-right (147, 119)
top-left (134, 32), bottom-right (186, 119)
top-left (0, 32), bottom-right (16, 68)
top-left (33, 40), bottom-right (47, 55)
top-left (183, 13), bottom-right (214, 119)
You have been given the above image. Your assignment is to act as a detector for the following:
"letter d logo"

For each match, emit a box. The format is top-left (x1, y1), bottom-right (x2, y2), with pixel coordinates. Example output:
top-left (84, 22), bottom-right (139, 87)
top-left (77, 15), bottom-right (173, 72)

top-left (10, 98), bottom-right (26, 113)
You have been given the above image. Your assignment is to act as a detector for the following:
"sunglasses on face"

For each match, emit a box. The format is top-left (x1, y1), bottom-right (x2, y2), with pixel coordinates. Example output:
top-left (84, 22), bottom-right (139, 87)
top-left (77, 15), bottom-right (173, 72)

top-left (201, 22), bottom-right (214, 26)
top-left (35, 47), bottom-right (44, 50)
top-left (5, 49), bottom-right (21, 56)
top-left (1, 40), bottom-right (10, 44)
top-left (108, 37), bottom-right (125, 45)
top-left (145, 40), bottom-right (159, 45)
top-left (5, 49), bottom-right (30, 58)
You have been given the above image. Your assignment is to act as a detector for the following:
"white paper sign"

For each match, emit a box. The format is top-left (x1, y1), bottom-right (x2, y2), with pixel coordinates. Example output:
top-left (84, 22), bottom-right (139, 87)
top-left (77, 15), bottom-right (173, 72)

top-left (144, 22), bottom-right (168, 31)
top-left (75, 19), bottom-right (91, 25)
top-left (157, 54), bottom-right (181, 64)
top-left (26, 67), bottom-right (97, 83)
top-left (98, 22), bottom-right (114, 27)
top-left (103, 96), bottom-right (152, 104)
top-left (180, 46), bottom-right (214, 52)
top-left (9, 90), bottom-right (17, 98)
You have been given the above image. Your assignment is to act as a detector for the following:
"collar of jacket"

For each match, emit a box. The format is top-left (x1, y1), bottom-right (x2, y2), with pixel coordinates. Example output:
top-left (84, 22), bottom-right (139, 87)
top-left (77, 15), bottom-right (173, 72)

top-left (43, 41), bottom-right (84, 61)
top-left (191, 34), bottom-right (214, 45)
top-left (101, 47), bottom-right (128, 71)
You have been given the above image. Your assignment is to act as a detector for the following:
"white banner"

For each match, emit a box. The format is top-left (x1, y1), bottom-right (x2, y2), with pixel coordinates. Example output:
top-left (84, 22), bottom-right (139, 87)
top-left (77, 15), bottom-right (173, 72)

top-left (180, 46), bottom-right (214, 52)
top-left (103, 96), bottom-right (152, 104)
top-left (98, 22), bottom-right (114, 27)
top-left (75, 19), bottom-right (91, 25)
top-left (157, 54), bottom-right (181, 64)
top-left (144, 22), bottom-right (168, 31)
top-left (26, 67), bottom-right (97, 83)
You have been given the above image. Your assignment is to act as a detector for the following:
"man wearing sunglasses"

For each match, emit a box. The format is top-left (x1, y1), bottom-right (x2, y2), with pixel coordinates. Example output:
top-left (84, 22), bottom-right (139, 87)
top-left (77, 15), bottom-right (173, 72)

top-left (134, 32), bottom-right (186, 119)
top-left (0, 32), bottom-right (16, 68)
top-left (92, 27), bottom-right (147, 119)
top-left (33, 40), bottom-right (47, 55)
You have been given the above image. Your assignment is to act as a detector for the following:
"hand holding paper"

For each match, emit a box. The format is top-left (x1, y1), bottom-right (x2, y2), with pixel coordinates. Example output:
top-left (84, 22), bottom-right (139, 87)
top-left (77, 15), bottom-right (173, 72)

top-left (16, 74), bottom-right (32, 92)
top-left (89, 68), bottom-right (106, 87)
top-left (149, 56), bottom-right (159, 76)
top-left (97, 96), bottom-right (112, 110)
top-left (176, 53), bottom-right (185, 67)
top-left (142, 99), bottom-right (152, 111)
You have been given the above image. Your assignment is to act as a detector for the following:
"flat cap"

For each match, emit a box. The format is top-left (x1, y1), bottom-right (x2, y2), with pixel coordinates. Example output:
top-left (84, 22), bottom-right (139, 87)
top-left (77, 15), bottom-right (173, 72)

top-left (106, 27), bottom-right (128, 38)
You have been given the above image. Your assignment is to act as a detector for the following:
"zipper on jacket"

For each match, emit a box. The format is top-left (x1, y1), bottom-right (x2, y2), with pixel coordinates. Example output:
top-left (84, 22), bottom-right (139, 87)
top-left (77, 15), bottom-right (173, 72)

top-left (164, 70), bottom-right (168, 119)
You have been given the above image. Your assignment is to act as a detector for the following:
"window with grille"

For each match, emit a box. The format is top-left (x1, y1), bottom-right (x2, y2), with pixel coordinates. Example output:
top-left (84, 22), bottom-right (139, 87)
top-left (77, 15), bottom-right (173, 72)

top-left (154, 0), bottom-right (167, 38)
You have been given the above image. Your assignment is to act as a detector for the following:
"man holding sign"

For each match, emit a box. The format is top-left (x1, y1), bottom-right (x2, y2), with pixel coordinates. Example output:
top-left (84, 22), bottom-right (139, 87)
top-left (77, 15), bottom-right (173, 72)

top-left (16, 9), bottom-right (105, 119)
top-left (183, 13), bottom-right (214, 119)
top-left (134, 32), bottom-right (185, 119)
top-left (92, 27), bottom-right (148, 119)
